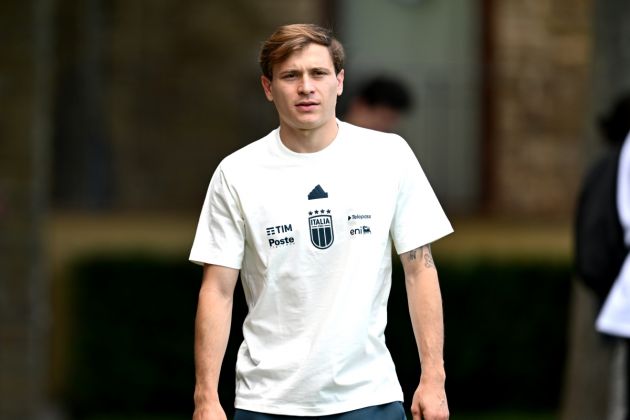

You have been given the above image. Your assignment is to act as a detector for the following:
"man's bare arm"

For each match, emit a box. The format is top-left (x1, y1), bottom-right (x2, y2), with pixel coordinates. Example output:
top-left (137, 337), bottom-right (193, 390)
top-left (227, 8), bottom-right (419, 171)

top-left (193, 264), bottom-right (239, 420)
top-left (400, 244), bottom-right (449, 420)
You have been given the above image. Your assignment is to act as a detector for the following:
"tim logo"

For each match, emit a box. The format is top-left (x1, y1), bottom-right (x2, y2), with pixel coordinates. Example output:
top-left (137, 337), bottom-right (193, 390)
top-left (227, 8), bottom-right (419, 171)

top-left (308, 210), bottom-right (334, 249)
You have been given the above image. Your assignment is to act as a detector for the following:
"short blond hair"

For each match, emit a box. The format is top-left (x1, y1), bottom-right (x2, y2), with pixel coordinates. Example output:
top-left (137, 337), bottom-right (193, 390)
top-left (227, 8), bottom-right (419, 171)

top-left (259, 23), bottom-right (345, 79)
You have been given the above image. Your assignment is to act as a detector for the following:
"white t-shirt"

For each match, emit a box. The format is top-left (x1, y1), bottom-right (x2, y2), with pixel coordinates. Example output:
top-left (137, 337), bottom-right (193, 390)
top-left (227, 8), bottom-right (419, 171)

top-left (596, 132), bottom-right (630, 337)
top-left (190, 121), bottom-right (453, 415)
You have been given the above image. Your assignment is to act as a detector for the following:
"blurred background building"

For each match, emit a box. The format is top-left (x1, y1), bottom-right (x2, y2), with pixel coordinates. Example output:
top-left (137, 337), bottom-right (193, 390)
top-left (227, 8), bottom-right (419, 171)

top-left (2, 0), bottom-right (630, 418)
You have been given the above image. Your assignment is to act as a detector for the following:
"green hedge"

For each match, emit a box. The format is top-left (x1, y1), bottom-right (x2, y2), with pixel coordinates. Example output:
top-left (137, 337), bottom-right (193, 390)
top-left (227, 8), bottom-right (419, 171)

top-left (388, 257), bottom-right (571, 413)
top-left (65, 254), bottom-right (200, 419)
top-left (63, 253), bottom-right (571, 418)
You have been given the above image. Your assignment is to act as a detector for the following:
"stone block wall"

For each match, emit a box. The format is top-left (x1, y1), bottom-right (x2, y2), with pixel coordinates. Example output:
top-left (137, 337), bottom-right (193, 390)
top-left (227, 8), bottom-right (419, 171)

top-left (487, 0), bottom-right (593, 217)
top-left (0, 0), bottom-right (53, 418)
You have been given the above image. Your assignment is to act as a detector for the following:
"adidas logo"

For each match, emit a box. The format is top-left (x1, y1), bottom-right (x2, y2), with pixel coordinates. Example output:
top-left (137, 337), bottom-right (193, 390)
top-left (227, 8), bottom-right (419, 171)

top-left (308, 184), bottom-right (328, 200)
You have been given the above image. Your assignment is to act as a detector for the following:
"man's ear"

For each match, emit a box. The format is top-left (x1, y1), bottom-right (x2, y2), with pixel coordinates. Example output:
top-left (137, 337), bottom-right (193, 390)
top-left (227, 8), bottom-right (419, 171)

top-left (261, 75), bottom-right (274, 102)
top-left (336, 69), bottom-right (345, 96)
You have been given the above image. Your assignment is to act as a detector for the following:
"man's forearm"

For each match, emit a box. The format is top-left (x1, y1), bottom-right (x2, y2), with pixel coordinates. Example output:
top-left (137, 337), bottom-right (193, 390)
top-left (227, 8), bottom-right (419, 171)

top-left (403, 246), bottom-right (446, 380)
top-left (194, 265), bottom-right (238, 407)
top-left (401, 245), bottom-right (449, 419)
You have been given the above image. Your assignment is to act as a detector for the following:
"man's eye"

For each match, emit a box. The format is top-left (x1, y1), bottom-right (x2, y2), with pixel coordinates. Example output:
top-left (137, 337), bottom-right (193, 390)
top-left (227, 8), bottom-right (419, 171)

top-left (282, 73), bottom-right (297, 79)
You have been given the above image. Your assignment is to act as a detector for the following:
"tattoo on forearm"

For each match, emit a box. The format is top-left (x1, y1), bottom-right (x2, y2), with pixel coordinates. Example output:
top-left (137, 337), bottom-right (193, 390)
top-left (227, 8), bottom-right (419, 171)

top-left (423, 244), bottom-right (435, 268)
top-left (405, 244), bottom-right (435, 268)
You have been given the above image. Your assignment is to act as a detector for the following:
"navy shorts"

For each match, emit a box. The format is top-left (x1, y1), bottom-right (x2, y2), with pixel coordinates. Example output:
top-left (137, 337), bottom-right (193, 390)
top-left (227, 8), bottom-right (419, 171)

top-left (233, 401), bottom-right (406, 420)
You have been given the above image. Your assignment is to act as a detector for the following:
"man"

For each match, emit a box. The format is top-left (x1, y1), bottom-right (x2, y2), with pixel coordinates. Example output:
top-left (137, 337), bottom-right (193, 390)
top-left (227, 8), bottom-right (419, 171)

top-left (342, 76), bottom-right (412, 133)
top-left (594, 95), bottom-right (630, 420)
top-left (190, 24), bottom-right (452, 420)
top-left (571, 93), bottom-right (630, 420)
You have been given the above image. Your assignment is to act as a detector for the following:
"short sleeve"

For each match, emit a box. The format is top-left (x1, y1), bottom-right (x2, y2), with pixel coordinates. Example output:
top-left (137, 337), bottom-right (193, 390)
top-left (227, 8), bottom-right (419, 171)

top-left (390, 139), bottom-right (453, 254)
top-left (618, 133), bottom-right (630, 246)
top-left (189, 165), bottom-right (245, 268)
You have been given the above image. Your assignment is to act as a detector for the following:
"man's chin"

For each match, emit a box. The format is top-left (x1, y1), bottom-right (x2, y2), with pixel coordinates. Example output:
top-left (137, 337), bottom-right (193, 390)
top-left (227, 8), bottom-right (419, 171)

top-left (286, 118), bottom-right (322, 131)
top-left (280, 113), bottom-right (336, 132)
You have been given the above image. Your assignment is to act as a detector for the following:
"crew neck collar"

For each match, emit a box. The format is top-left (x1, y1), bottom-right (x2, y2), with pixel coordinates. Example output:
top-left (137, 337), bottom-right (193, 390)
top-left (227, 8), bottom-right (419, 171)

top-left (274, 120), bottom-right (345, 159)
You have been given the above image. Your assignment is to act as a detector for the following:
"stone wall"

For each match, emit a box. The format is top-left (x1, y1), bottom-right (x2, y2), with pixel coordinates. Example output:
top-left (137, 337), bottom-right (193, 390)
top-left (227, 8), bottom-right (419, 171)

top-left (487, 0), bottom-right (593, 217)
top-left (0, 0), bottom-right (54, 418)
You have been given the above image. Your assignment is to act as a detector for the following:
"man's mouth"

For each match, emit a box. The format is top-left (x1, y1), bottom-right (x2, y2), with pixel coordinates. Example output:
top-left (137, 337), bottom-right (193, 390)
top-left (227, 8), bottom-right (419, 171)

top-left (296, 101), bottom-right (319, 111)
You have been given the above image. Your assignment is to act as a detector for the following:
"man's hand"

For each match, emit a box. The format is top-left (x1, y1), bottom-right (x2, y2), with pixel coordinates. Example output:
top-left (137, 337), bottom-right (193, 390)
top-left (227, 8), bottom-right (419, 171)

top-left (193, 400), bottom-right (227, 420)
top-left (410, 378), bottom-right (449, 420)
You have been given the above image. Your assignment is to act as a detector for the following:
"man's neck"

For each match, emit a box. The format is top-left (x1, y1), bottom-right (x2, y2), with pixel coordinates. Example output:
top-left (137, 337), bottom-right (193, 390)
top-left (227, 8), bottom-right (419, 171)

top-left (279, 119), bottom-right (339, 153)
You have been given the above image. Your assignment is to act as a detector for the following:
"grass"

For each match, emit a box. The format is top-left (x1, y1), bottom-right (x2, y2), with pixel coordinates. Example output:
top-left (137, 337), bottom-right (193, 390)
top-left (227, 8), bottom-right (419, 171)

top-left (451, 412), bottom-right (556, 420)
top-left (86, 412), bottom-right (556, 420)
top-left (88, 416), bottom-right (188, 420)
top-left (86, 411), bottom-right (556, 420)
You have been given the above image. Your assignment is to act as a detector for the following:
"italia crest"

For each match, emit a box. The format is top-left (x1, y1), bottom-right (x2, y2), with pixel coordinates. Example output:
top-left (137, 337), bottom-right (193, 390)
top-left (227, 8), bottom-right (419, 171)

top-left (308, 209), bottom-right (334, 249)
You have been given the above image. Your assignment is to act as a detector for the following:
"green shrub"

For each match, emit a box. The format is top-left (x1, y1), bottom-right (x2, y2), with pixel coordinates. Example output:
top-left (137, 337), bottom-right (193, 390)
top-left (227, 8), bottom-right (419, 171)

top-left (388, 257), bottom-right (571, 412)
top-left (65, 253), bottom-right (201, 418)
top-left (64, 253), bottom-right (570, 417)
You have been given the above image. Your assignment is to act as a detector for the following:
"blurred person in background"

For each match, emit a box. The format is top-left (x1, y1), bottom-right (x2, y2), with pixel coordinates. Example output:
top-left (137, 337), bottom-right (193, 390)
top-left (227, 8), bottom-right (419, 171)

top-left (342, 75), bottom-right (413, 133)
top-left (190, 23), bottom-right (451, 420)
top-left (596, 94), bottom-right (630, 420)
top-left (575, 93), bottom-right (630, 420)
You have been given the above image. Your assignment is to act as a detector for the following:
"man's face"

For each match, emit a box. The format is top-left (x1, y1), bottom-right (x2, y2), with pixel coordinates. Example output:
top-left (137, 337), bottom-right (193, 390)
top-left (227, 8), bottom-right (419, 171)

top-left (261, 43), bottom-right (344, 132)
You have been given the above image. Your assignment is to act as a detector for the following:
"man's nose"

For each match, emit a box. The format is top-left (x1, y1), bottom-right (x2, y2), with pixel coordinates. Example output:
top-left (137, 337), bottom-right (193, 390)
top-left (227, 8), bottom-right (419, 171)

top-left (298, 76), bottom-right (314, 94)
